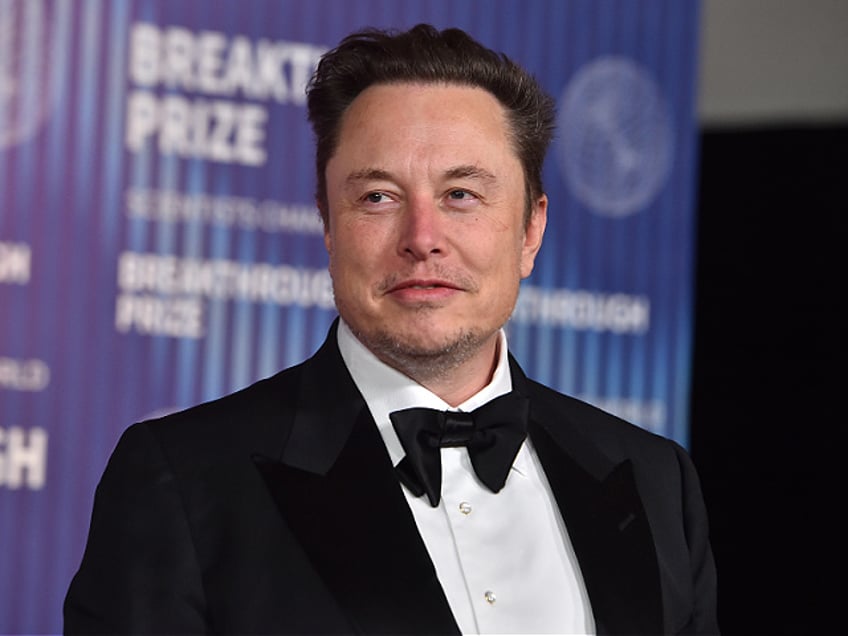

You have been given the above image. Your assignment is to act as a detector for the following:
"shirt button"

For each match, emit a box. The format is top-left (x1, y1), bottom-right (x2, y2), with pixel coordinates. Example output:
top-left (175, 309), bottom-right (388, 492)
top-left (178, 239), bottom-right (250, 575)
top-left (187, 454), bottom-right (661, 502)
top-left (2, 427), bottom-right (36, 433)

top-left (484, 590), bottom-right (496, 604)
top-left (458, 501), bottom-right (472, 515)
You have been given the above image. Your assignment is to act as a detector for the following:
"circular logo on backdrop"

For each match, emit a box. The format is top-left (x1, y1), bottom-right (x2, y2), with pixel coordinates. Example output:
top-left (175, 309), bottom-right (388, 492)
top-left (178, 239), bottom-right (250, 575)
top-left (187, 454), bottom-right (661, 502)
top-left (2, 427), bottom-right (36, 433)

top-left (556, 56), bottom-right (674, 217)
top-left (0, 0), bottom-right (58, 151)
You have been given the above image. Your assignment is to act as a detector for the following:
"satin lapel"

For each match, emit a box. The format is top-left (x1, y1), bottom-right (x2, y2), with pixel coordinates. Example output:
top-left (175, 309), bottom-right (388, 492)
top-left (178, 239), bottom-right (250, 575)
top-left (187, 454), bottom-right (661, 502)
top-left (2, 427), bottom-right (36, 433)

top-left (530, 423), bottom-right (662, 635)
top-left (254, 325), bottom-right (459, 635)
top-left (510, 358), bottom-right (663, 635)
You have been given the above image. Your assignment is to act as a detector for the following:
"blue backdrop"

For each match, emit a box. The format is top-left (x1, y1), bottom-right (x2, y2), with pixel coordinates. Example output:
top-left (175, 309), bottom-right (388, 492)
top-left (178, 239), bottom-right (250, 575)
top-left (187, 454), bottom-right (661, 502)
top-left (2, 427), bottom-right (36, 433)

top-left (0, 1), bottom-right (700, 632)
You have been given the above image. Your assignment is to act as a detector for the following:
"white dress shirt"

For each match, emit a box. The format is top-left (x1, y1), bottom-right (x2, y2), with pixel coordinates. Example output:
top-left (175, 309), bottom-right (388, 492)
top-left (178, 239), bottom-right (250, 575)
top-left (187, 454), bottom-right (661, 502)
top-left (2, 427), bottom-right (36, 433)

top-left (337, 320), bottom-right (595, 635)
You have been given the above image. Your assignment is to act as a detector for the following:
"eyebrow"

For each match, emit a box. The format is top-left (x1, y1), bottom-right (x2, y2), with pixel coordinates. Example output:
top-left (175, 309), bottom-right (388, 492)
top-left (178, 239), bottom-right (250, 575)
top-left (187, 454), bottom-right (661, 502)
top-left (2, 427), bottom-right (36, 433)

top-left (443, 165), bottom-right (497, 184)
top-left (345, 165), bottom-right (498, 185)
top-left (345, 168), bottom-right (394, 185)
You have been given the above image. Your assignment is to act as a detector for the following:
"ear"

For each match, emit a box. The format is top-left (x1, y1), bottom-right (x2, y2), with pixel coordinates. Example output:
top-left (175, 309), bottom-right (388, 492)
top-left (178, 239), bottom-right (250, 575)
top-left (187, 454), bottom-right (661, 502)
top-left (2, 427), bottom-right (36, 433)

top-left (520, 194), bottom-right (547, 279)
top-left (323, 227), bottom-right (332, 255)
top-left (320, 201), bottom-right (332, 255)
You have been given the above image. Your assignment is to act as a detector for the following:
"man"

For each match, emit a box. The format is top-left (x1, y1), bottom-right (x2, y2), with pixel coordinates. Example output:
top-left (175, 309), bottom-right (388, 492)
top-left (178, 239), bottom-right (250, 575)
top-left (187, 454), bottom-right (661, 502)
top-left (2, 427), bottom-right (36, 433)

top-left (65, 25), bottom-right (718, 634)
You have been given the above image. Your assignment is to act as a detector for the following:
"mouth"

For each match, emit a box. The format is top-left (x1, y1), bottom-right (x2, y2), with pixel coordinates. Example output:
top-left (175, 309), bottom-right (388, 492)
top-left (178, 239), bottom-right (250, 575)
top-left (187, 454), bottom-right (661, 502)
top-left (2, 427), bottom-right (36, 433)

top-left (387, 279), bottom-right (461, 293)
top-left (383, 278), bottom-right (465, 303)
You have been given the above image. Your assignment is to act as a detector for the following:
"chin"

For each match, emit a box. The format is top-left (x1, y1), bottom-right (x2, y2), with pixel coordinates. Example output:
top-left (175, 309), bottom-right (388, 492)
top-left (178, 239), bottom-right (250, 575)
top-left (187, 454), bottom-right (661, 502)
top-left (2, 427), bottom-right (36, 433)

top-left (375, 320), bottom-right (485, 358)
top-left (396, 317), bottom-right (470, 343)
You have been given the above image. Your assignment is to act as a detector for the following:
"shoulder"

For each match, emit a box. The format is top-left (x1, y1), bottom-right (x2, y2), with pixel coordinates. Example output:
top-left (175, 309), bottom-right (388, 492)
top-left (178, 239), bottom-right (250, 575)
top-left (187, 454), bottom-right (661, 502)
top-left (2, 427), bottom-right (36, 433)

top-left (522, 376), bottom-right (699, 499)
top-left (115, 359), bottom-right (309, 474)
top-left (111, 325), bottom-right (348, 474)
top-left (524, 377), bottom-right (674, 455)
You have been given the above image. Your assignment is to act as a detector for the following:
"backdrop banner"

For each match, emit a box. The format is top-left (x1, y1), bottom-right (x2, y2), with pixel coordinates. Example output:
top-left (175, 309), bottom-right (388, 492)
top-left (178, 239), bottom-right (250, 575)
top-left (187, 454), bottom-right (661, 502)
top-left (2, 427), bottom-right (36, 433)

top-left (0, 1), bottom-right (700, 632)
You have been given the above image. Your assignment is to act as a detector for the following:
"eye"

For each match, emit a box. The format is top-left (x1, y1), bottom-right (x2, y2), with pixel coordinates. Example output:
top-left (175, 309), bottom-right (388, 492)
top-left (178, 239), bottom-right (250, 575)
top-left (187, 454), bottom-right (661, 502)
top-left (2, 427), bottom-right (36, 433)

top-left (443, 189), bottom-right (480, 209)
top-left (363, 191), bottom-right (392, 205)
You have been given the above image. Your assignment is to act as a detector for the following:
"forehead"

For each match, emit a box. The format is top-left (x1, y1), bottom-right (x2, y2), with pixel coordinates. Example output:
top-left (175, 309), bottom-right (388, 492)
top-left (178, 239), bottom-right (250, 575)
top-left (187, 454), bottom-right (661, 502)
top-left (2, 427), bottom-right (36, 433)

top-left (330, 82), bottom-right (519, 176)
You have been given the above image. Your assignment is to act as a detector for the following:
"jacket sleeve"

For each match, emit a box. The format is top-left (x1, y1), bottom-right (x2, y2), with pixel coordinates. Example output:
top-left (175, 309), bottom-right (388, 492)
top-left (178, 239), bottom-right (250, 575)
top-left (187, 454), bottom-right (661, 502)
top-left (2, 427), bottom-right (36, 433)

top-left (64, 423), bottom-right (208, 634)
top-left (674, 442), bottom-right (720, 635)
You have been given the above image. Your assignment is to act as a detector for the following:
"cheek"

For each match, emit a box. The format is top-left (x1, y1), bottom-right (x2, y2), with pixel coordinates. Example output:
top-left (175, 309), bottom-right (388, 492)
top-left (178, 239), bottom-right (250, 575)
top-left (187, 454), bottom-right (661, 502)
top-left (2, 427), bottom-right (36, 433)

top-left (484, 233), bottom-right (526, 276)
top-left (472, 245), bottom-right (522, 303)
top-left (327, 234), bottom-right (374, 285)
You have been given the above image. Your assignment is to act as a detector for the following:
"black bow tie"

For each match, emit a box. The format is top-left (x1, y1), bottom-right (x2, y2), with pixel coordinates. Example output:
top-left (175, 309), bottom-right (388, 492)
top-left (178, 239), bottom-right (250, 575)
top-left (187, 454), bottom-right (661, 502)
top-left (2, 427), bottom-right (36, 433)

top-left (389, 391), bottom-right (530, 507)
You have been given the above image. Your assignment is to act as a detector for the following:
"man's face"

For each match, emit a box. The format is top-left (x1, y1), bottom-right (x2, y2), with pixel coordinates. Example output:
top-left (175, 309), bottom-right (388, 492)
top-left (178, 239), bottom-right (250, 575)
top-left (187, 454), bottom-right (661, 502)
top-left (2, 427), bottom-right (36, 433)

top-left (323, 82), bottom-right (546, 376)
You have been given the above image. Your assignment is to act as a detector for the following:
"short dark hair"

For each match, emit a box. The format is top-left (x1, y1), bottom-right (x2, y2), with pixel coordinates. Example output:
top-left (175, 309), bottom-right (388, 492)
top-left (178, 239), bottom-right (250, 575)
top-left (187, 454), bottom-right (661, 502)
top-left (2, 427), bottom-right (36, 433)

top-left (306, 24), bottom-right (556, 226)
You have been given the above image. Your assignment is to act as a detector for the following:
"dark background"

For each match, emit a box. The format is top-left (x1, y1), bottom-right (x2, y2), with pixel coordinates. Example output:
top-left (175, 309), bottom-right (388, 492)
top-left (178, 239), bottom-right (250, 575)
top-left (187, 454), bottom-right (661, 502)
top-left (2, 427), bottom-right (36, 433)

top-left (690, 125), bottom-right (844, 634)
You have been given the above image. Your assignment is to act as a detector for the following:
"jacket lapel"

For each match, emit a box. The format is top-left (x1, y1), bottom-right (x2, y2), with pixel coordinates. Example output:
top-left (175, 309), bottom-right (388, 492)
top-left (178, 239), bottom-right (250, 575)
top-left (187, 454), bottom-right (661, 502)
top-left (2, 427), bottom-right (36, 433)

top-left (511, 359), bottom-right (663, 635)
top-left (253, 325), bottom-right (459, 635)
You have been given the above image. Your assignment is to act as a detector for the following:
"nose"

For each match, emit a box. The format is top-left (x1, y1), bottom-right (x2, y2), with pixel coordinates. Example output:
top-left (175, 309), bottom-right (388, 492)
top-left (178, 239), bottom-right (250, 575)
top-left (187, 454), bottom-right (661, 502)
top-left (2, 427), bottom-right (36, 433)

top-left (397, 196), bottom-right (446, 260)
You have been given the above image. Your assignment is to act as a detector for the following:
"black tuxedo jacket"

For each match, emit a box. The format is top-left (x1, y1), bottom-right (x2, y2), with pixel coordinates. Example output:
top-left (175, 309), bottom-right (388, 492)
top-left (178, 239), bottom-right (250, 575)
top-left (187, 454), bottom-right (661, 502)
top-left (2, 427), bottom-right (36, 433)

top-left (65, 324), bottom-right (718, 634)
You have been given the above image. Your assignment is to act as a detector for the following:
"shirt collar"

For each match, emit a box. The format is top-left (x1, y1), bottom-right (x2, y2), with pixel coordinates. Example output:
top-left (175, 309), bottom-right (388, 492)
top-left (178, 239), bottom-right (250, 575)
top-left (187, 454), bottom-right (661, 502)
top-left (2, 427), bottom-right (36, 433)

top-left (336, 319), bottom-right (516, 467)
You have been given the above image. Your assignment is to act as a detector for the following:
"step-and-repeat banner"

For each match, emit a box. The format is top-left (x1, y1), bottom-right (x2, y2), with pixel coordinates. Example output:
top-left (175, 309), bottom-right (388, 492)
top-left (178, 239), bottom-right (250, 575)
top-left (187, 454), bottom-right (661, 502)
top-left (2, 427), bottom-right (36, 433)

top-left (0, 1), bottom-right (700, 632)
